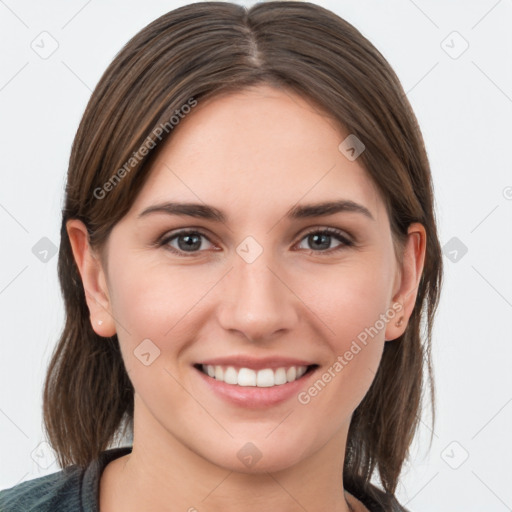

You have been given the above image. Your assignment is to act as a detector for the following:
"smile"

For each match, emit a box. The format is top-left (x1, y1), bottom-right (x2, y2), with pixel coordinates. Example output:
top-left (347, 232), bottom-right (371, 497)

top-left (195, 364), bottom-right (317, 387)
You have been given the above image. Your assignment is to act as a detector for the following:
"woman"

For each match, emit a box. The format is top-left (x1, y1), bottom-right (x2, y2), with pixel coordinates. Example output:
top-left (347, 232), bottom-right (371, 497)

top-left (0, 2), bottom-right (443, 511)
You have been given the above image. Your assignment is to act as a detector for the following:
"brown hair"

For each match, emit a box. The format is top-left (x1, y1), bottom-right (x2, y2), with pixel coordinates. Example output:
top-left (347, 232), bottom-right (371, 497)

top-left (43, 0), bottom-right (443, 502)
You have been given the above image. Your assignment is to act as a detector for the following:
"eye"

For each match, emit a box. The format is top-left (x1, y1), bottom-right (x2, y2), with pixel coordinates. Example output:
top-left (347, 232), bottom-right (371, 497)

top-left (158, 226), bottom-right (354, 257)
top-left (295, 227), bottom-right (354, 254)
top-left (160, 230), bottom-right (214, 255)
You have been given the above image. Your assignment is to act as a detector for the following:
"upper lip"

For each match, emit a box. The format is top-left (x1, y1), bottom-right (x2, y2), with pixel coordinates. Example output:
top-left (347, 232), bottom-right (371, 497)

top-left (195, 356), bottom-right (317, 370)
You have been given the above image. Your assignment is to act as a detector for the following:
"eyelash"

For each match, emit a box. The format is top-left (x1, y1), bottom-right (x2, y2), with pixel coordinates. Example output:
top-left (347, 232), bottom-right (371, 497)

top-left (158, 226), bottom-right (354, 257)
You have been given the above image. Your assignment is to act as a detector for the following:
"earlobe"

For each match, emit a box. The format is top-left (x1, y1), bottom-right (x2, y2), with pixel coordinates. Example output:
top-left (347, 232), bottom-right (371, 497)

top-left (385, 222), bottom-right (427, 341)
top-left (66, 219), bottom-right (117, 337)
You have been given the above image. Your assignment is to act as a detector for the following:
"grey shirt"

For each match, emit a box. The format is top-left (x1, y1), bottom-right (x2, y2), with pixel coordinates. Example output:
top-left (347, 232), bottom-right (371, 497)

top-left (0, 446), bottom-right (410, 511)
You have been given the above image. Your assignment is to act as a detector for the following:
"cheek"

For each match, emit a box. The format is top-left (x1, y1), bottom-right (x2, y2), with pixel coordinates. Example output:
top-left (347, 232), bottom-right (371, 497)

top-left (293, 257), bottom-right (392, 411)
top-left (106, 261), bottom-right (199, 406)
top-left (107, 258), bottom-right (207, 340)
top-left (297, 255), bottom-right (393, 344)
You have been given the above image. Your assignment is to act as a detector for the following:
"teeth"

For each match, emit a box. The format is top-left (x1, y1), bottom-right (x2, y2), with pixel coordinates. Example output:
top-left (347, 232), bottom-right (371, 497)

top-left (238, 367), bottom-right (256, 386)
top-left (224, 367), bottom-right (238, 385)
top-left (201, 364), bottom-right (310, 387)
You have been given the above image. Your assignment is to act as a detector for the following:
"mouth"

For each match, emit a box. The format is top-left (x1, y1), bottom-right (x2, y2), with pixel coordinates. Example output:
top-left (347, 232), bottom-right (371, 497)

top-left (193, 363), bottom-right (319, 388)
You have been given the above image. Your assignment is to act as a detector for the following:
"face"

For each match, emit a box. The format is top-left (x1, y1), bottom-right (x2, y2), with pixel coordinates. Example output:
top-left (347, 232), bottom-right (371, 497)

top-left (84, 84), bottom-right (410, 473)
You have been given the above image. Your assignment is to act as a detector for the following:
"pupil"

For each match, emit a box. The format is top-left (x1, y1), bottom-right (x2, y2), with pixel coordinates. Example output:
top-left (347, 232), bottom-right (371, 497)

top-left (311, 233), bottom-right (330, 250)
top-left (179, 234), bottom-right (201, 251)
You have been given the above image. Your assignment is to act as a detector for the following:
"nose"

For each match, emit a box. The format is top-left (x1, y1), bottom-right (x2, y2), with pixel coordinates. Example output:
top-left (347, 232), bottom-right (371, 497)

top-left (217, 249), bottom-right (299, 343)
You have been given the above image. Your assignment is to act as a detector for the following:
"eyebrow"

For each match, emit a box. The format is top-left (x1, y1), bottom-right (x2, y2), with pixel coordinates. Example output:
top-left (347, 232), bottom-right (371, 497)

top-left (137, 199), bottom-right (374, 222)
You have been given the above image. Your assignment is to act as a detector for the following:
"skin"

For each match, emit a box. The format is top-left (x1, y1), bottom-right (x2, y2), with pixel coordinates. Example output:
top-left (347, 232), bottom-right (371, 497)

top-left (68, 84), bottom-right (426, 512)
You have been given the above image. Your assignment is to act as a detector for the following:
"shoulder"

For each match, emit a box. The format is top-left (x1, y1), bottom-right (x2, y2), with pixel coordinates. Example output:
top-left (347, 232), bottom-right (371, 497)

top-left (364, 483), bottom-right (411, 512)
top-left (346, 477), bottom-right (411, 512)
top-left (0, 447), bottom-right (132, 512)
top-left (0, 465), bottom-right (84, 512)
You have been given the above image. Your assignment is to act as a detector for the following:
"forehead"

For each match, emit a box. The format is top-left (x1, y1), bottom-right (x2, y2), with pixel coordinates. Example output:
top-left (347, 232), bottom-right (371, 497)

top-left (129, 85), bottom-right (386, 225)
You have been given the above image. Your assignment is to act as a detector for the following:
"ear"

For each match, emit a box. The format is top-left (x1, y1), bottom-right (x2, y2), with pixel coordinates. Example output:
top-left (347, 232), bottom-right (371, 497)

top-left (66, 219), bottom-right (116, 337)
top-left (385, 222), bottom-right (427, 341)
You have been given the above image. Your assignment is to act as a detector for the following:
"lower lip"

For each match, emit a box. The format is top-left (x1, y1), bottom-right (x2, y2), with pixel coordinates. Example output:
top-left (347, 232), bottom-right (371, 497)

top-left (193, 365), bottom-right (318, 408)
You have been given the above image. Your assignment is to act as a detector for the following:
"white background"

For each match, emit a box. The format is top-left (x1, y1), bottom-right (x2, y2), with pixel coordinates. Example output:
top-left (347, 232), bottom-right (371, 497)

top-left (0, 1), bottom-right (511, 510)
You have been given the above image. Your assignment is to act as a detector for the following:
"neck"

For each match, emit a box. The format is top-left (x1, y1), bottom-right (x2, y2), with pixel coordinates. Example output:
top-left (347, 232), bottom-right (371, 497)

top-left (100, 396), bottom-right (359, 512)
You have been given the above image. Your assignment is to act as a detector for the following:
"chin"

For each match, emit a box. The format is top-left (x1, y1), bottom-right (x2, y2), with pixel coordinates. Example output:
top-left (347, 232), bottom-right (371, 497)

top-left (202, 439), bottom-right (311, 474)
